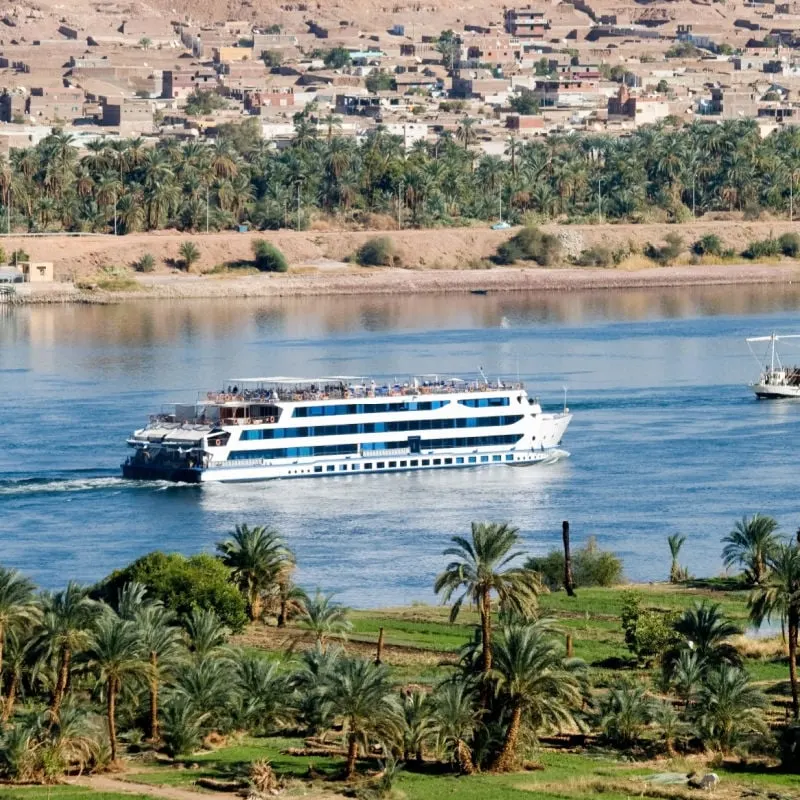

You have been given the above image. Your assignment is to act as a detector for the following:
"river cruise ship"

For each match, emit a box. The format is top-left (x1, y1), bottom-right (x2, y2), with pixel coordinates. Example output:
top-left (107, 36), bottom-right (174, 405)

top-left (121, 376), bottom-right (572, 483)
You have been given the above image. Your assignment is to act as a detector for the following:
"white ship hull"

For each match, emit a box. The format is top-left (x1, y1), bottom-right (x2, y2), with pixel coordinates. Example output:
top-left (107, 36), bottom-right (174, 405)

top-left (192, 443), bottom-right (570, 483)
top-left (752, 383), bottom-right (800, 399)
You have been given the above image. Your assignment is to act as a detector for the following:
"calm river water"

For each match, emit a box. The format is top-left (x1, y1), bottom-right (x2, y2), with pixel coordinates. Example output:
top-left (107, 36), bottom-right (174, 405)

top-left (2, 286), bottom-right (800, 606)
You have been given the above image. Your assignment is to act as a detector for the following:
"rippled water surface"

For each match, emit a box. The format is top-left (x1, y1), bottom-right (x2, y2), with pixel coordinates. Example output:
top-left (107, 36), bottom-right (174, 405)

top-left (2, 286), bottom-right (800, 605)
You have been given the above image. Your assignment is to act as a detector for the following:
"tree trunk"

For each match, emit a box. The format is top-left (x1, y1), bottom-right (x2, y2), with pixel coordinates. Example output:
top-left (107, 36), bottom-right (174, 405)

top-left (51, 647), bottom-right (71, 720)
top-left (149, 652), bottom-right (159, 741)
top-left (789, 612), bottom-right (799, 718)
top-left (491, 704), bottom-right (522, 772)
top-left (481, 587), bottom-right (492, 674)
top-left (277, 599), bottom-right (287, 628)
top-left (345, 731), bottom-right (358, 779)
top-left (455, 739), bottom-right (476, 775)
top-left (251, 594), bottom-right (263, 622)
top-left (108, 677), bottom-right (118, 763)
top-left (375, 627), bottom-right (385, 665)
top-left (563, 520), bottom-right (576, 597)
top-left (1, 672), bottom-right (17, 723)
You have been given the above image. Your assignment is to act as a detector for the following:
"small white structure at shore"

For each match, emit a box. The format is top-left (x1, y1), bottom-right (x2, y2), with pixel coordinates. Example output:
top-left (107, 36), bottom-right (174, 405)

top-left (0, 262), bottom-right (53, 283)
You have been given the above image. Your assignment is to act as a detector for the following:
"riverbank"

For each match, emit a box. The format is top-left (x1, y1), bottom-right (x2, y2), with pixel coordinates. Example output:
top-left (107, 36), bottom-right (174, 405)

top-left (6, 219), bottom-right (800, 303)
top-left (13, 260), bottom-right (800, 304)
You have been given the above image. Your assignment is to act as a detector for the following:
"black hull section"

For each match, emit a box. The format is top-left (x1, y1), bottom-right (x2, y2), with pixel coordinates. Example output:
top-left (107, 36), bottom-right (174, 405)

top-left (121, 463), bottom-right (202, 483)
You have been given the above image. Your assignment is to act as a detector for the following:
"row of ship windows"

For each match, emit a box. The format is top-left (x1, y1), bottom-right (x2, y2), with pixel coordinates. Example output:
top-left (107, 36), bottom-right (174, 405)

top-left (240, 414), bottom-right (523, 440)
top-left (292, 397), bottom-right (510, 417)
top-left (291, 454), bottom-right (516, 474)
top-left (228, 433), bottom-right (523, 461)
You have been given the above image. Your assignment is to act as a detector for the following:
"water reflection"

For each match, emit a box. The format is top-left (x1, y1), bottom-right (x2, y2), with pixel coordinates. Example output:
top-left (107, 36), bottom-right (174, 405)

top-left (3, 284), bottom-right (800, 351)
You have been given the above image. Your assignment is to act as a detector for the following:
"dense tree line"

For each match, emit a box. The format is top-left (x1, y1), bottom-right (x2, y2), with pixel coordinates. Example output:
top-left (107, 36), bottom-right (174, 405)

top-left (1, 517), bottom-right (799, 789)
top-left (2, 117), bottom-right (800, 236)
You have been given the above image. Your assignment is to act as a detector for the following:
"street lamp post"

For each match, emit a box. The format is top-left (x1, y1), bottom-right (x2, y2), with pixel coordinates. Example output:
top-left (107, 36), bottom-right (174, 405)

top-left (597, 177), bottom-right (602, 224)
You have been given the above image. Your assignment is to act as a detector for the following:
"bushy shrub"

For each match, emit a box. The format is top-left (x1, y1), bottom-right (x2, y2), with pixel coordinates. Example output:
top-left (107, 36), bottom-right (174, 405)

top-left (576, 245), bottom-right (614, 267)
top-left (645, 233), bottom-right (684, 265)
top-left (620, 590), bottom-right (681, 666)
top-left (179, 241), bottom-right (200, 270)
top-left (692, 233), bottom-right (724, 257)
top-left (493, 226), bottom-right (561, 266)
top-left (779, 232), bottom-right (800, 258)
top-left (98, 551), bottom-right (248, 633)
top-left (356, 236), bottom-right (395, 267)
top-left (743, 237), bottom-right (781, 259)
top-left (493, 239), bottom-right (523, 265)
top-left (526, 536), bottom-right (623, 590)
top-left (136, 253), bottom-right (155, 272)
top-left (252, 240), bottom-right (288, 272)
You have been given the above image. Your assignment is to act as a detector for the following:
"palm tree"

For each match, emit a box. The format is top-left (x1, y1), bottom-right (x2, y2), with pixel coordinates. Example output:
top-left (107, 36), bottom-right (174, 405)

top-left (184, 608), bottom-right (229, 660)
top-left (490, 622), bottom-right (584, 771)
top-left (296, 590), bottom-right (352, 648)
top-left (178, 241), bottom-right (200, 270)
top-left (400, 690), bottom-right (436, 763)
top-left (431, 681), bottom-right (480, 774)
top-left (267, 564), bottom-right (304, 628)
top-left (669, 649), bottom-right (705, 709)
top-left (85, 615), bottom-right (148, 762)
top-left (173, 657), bottom-right (233, 732)
top-left (0, 565), bottom-right (38, 699)
top-left (291, 642), bottom-right (342, 735)
top-left (722, 514), bottom-right (781, 585)
top-left (696, 665), bottom-right (767, 753)
top-left (37, 582), bottom-right (98, 720)
top-left (455, 117), bottom-right (477, 151)
top-left (599, 683), bottom-right (652, 748)
top-left (673, 601), bottom-right (741, 667)
top-left (1, 628), bottom-right (34, 722)
top-left (667, 535), bottom-right (687, 583)
top-left (749, 543), bottom-right (800, 716)
top-left (134, 604), bottom-right (184, 740)
top-left (217, 524), bottom-right (293, 621)
top-left (232, 651), bottom-right (289, 733)
top-left (434, 522), bottom-right (541, 676)
top-left (159, 694), bottom-right (209, 757)
top-left (650, 700), bottom-right (685, 757)
top-left (328, 658), bottom-right (400, 779)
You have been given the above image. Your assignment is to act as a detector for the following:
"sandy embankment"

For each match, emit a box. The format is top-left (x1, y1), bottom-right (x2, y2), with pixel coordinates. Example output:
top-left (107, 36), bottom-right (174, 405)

top-left (8, 220), bottom-right (800, 303)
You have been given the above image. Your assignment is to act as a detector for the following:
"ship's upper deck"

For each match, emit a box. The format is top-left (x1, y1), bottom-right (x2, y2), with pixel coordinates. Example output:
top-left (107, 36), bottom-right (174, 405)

top-left (203, 376), bottom-right (524, 406)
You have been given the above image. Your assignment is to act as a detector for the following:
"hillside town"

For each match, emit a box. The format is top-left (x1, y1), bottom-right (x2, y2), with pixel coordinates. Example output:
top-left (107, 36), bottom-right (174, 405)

top-left (0, 0), bottom-right (798, 155)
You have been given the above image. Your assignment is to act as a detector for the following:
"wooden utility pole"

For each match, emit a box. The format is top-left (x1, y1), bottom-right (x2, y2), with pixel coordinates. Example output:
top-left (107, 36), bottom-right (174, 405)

top-left (375, 627), bottom-right (385, 665)
top-left (563, 520), bottom-right (576, 597)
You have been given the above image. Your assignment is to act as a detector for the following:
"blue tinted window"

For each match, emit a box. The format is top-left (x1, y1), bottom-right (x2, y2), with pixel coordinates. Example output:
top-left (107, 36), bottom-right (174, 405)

top-left (241, 414), bottom-right (522, 440)
top-left (458, 397), bottom-right (510, 408)
top-left (293, 399), bottom-right (451, 417)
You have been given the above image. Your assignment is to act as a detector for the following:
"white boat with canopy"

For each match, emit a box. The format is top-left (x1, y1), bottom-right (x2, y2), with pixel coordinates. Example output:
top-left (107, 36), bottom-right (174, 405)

top-left (747, 334), bottom-right (800, 399)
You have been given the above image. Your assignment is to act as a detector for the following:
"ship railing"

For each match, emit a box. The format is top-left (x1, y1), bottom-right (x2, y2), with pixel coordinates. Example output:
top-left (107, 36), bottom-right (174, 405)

top-left (203, 381), bottom-right (525, 405)
top-left (208, 458), bottom-right (268, 469)
top-left (360, 448), bottom-right (410, 457)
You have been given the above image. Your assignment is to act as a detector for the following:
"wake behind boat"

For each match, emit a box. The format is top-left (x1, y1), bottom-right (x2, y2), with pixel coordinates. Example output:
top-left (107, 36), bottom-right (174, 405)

top-left (747, 333), bottom-right (800, 399)
top-left (122, 375), bottom-right (572, 483)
